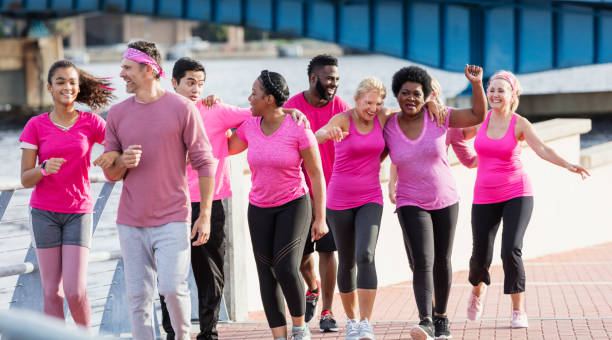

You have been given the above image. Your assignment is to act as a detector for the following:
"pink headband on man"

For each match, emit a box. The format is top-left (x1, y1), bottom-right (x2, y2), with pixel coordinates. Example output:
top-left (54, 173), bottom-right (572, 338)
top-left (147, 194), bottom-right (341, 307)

top-left (491, 73), bottom-right (517, 93)
top-left (123, 48), bottom-right (165, 77)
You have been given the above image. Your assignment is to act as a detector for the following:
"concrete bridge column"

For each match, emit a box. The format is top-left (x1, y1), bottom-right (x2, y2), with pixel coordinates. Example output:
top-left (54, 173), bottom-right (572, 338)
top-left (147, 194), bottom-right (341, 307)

top-left (226, 26), bottom-right (244, 48)
top-left (68, 16), bottom-right (85, 50)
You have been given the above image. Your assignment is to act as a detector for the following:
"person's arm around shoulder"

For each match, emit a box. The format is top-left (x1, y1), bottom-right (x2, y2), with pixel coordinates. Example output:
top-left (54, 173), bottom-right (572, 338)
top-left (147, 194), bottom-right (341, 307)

top-left (377, 107), bottom-right (400, 129)
top-left (300, 132), bottom-right (328, 242)
top-left (516, 115), bottom-right (589, 179)
top-left (314, 111), bottom-right (350, 144)
top-left (449, 65), bottom-right (487, 128)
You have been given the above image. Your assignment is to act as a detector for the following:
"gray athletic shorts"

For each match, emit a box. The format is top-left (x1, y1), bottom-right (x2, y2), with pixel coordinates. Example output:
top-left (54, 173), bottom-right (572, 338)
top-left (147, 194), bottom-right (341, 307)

top-left (29, 207), bottom-right (93, 249)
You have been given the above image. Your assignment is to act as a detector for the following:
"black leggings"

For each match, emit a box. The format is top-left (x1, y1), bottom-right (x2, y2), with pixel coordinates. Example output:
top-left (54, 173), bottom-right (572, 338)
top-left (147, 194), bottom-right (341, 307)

top-left (327, 203), bottom-right (383, 293)
top-left (247, 195), bottom-right (311, 328)
top-left (469, 196), bottom-right (534, 294)
top-left (397, 203), bottom-right (458, 318)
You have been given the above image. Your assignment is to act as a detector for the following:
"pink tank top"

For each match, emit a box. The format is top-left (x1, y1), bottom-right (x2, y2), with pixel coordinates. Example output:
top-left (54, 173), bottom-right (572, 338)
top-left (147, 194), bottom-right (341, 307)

top-left (326, 112), bottom-right (385, 210)
top-left (384, 109), bottom-right (459, 210)
top-left (473, 111), bottom-right (533, 204)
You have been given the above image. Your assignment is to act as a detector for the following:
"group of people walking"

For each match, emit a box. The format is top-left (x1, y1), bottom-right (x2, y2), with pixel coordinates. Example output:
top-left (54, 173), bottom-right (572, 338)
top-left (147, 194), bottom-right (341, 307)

top-left (19, 39), bottom-right (589, 340)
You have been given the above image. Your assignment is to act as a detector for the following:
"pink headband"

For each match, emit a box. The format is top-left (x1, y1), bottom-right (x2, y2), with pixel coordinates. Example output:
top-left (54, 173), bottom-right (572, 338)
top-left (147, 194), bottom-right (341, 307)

top-left (123, 48), bottom-right (165, 78)
top-left (491, 74), bottom-right (517, 93)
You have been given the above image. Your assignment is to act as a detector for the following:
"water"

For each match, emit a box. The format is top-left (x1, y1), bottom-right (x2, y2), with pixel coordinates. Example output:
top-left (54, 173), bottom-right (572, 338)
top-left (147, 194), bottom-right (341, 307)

top-left (0, 55), bottom-right (611, 326)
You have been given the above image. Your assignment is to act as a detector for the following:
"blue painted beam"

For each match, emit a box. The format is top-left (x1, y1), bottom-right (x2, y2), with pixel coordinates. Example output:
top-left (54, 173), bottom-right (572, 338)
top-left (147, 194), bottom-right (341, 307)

top-left (2, 0), bottom-right (612, 75)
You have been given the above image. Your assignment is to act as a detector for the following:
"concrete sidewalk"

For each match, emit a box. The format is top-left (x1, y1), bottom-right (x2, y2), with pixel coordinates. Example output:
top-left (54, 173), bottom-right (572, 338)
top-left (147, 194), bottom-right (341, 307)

top-left (216, 242), bottom-right (612, 339)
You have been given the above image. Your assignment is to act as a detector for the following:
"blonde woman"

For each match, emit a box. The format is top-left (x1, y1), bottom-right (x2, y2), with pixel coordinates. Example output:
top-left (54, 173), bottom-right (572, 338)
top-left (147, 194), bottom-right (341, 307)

top-left (466, 70), bottom-right (589, 328)
top-left (314, 77), bottom-right (395, 340)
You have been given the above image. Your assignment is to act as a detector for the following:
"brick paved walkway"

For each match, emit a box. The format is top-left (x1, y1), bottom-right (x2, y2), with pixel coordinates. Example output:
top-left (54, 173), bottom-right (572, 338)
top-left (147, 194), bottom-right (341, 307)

top-left (216, 242), bottom-right (612, 339)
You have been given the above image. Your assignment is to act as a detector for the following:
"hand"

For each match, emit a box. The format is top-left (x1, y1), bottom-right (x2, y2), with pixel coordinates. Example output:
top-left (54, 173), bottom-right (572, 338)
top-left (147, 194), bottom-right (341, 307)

top-left (566, 163), bottom-right (590, 180)
top-left (43, 157), bottom-right (66, 175)
top-left (388, 184), bottom-right (397, 204)
top-left (288, 109), bottom-right (311, 130)
top-left (425, 101), bottom-right (447, 127)
top-left (464, 64), bottom-right (483, 83)
top-left (118, 145), bottom-right (142, 168)
top-left (311, 219), bottom-right (329, 242)
top-left (191, 214), bottom-right (211, 246)
top-left (326, 127), bottom-right (348, 142)
top-left (202, 94), bottom-right (222, 109)
top-left (93, 152), bottom-right (119, 169)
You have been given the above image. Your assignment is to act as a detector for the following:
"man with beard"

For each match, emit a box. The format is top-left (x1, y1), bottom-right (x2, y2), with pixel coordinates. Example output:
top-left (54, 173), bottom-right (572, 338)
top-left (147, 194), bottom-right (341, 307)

top-left (284, 54), bottom-right (350, 333)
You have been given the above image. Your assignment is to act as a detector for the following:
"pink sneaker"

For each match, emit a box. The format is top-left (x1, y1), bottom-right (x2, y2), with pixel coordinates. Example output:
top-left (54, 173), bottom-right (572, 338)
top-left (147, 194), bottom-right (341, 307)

top-left (511, 310), bottom-right (528, 328)
top-left (466, 285), bottom-right (486, 321)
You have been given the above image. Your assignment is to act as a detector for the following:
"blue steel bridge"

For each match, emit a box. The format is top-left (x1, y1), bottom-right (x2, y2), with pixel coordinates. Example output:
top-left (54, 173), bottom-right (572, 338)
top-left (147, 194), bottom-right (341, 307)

top-left (0, 0), bottom-right (612, 76)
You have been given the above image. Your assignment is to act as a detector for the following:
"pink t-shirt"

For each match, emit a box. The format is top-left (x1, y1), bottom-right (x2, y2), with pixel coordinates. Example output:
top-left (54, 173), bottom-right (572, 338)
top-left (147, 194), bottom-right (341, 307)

top-left (19, 112), bottom-right (106, 213)
top-left (236, 114), bottom-right (317, 208)
top-left (384, 108), bottom-right (459, 210)
top-left (327, 113), bottom-right (385, 210)
top-left (104, 92), bottom-right (216, 227)
top-left (284, 93), bottom-right (351, 188)
top-left (473, 111), bottom-right (532, 204)
top-left (187, 102), bottom-right (252, 202)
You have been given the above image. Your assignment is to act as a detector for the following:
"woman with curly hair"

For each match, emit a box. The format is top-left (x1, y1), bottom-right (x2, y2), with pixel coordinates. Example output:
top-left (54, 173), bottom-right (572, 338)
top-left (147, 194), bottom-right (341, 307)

top-left (384, 65), bottom-right (486, 340)
top-left (19, 59), bottom-right (115, 328)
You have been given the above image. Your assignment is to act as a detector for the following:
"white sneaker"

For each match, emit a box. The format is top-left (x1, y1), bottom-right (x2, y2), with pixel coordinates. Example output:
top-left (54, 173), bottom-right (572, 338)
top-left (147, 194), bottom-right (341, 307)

top-left (291, 325), bottom-right (311, 340)
top-left (466, 285), bottom-right (487, 321)
top-left (358, 318), bottom-right (375, 339)
top-left (345, 319), bottom-right (360, 340)
top-left (511, 310), bottom-right (528, 328)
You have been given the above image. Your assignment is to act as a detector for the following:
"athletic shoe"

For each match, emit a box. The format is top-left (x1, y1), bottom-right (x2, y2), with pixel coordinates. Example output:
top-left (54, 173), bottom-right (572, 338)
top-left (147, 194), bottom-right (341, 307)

top-left (433, 315), bottom-right (452, 339)
top-left (291, 325), bottom-right (311, 340)
top-left (358, 318), bottom-right (375, 339)
top-left (319, 310), bottom-right (339, 332)
top-left (511, 310), bottom-right (529, 328)
top-left (345, 318), bottom-right (360, 340)
top-left (466, 285), bottom-right (487, 321)
top-left (410, 318), bottom-right (435, 340)
top-left (304, 280), bottom-right (320, 323)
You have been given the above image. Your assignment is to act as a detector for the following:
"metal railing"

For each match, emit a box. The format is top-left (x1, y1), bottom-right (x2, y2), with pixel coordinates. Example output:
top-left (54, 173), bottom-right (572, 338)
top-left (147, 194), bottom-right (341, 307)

top-left (0, 174), bottom-right (229, 338)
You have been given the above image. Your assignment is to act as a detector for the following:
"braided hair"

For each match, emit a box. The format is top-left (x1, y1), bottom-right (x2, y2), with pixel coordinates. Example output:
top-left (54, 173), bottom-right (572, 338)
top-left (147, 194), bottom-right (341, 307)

top-left (259, 70), bottom-right (290, 107)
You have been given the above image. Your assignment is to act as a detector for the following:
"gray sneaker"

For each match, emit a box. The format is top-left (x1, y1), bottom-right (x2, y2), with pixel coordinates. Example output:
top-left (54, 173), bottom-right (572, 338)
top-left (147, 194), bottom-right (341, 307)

top-left (358, 318), bottom-right (375, 339)
top-left (345, 319), bottom-right (360, 340)
top-left (291, 325), bottom-right (311, 340)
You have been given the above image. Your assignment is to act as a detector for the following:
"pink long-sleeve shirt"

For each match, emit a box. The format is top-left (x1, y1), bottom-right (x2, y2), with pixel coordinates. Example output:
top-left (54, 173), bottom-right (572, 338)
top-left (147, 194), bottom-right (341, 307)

top-left (187, 101), bottom-right (252, 202)
top-left (105, 91), bottom-right (216, 227)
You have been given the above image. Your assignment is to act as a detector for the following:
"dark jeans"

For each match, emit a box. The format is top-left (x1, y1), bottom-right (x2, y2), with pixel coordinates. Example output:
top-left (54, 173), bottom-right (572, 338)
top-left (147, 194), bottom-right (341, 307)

top-left (469, 196), bottom-right (534, 294)
top-left (397, 203), bottom-right (459, 318)
top-left (161, 200), bottom-right (226, 340)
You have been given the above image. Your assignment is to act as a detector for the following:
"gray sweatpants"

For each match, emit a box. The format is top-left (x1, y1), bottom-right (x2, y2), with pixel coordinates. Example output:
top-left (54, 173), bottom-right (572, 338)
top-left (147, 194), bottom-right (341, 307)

top-left (117, 222), bottom-right (191, 340)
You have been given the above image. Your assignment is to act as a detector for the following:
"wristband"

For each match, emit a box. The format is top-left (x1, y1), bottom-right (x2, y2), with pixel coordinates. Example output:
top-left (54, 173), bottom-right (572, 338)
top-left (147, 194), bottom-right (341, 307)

top-left (40, 161), bottom-right (49, 176)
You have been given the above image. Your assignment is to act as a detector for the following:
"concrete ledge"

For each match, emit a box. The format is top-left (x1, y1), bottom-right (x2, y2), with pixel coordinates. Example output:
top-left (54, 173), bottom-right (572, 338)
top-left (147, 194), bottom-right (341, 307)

top-left (581, 141), bottom-right (612, 169)
top-left (519, 92), bottom-right (612, 116)
top-left (532, 118), bottom-right (591, 142)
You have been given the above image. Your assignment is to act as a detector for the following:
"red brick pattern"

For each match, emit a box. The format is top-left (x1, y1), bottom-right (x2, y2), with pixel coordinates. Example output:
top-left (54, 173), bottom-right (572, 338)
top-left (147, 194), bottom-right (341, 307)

top-left (216, 243), bottom-right (612, 339)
